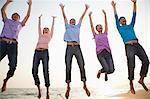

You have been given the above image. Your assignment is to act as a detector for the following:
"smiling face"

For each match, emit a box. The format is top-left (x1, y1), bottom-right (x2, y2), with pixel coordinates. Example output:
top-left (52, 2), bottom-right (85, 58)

top-left (119, 17), bottom-right (127, 26)
top-left (11, 13), bottom-right (20, 21)
top-left (96, 24), bottom-right (103, 33)
top-left (69, 18), bottom-right (76, 25)
top-left (43, 27), bottom-right (49, 34)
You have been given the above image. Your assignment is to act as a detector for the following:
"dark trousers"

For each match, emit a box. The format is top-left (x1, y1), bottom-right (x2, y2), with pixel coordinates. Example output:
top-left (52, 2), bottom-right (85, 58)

top-left (65, 45), bottom-right (86, 83)
top-left (32, 49), bottom-right (50, 87)
top-left (0, 41), bottom-right (18, 78)
top-left (125, 43), bottom-right (149, 80)
top-left (97, 49), bottom-right (115, 74)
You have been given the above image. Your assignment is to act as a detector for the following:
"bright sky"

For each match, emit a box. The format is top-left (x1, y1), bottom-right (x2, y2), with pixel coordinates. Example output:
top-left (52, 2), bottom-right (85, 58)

top-left (0, 0), bottom-right (150, 89)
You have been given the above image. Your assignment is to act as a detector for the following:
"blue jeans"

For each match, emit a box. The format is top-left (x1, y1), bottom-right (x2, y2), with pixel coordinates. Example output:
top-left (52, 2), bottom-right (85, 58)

top-left (32, 49), bottom-right (50, 87)
top-left (65, 45), bottom-right (86, 83)
top-left (97, 49), bottom-right (115, 74)
top-left (0, 41), bottom-right (18, 78)
top-left (125, 43), bottom-right (149, 80)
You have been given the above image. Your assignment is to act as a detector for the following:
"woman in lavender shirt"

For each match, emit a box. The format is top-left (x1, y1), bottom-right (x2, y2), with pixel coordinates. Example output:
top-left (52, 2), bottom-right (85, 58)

top-left (88, 10), bottom-right (115, 81)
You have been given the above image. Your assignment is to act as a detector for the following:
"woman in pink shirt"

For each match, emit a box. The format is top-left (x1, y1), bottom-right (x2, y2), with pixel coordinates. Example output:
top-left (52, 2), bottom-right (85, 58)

top-left (88, 10), bottom-right (115, 81)
top-left (32, 15), bottom-right (56, 99)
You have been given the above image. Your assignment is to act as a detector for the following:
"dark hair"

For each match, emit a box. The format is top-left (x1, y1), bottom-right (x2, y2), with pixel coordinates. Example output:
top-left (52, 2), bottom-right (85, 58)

top-left (119, 16), bottom-right (125, 22)
top-left (12, 13), bottom-right (20, 19)
top-left (96, 24), bottom-right (102, 30)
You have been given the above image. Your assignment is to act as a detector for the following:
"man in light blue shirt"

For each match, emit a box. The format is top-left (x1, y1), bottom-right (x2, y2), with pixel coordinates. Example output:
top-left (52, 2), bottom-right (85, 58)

top-left (112, 0), bottom-right (149, 94)
top-left (59, 3), bottom-right (90, 98)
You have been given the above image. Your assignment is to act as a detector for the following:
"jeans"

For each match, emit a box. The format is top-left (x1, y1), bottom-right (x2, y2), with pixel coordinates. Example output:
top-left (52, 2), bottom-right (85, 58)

top-left (125, 43), bottom-right (149, 80)
top-left (32, 49), bottom-right (50, 87)
top-left (0, 41), bottom-right (18, 78)
top-left (97, 49), bottom-right (115, 74)
top-left (65, 45), bottom-right (86, 83)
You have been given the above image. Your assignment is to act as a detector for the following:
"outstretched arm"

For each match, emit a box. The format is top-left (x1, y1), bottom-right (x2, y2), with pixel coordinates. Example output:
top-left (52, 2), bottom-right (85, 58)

top-left (22, 0), bottom-right (32, 26)
top-left (111, 1), bottom-right (117, 15)
top-left (111, 1), bottom-right (120, 28)
top-left (38, 14), bottom-right (42, 35)
top-left (102, 10), bottom-right (108, 33)
top-left (50, 16), bottom-right (56, 38)
top-left (79, 4), bottom-right (89, 24)
top-left (132, 0), bottom-right (136, 13)
top-left (1, 0), bottom-right (12, 21)
top-left (130, 0), bottom-right (136, 26)
top-left (59, 3), bottom-right (68, 24)
top-left (88, 12), bottom-right (96, 36)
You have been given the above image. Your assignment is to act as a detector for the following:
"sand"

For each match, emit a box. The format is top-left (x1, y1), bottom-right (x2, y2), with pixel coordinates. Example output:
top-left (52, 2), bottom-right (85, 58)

top-left (110, 89), bottom-right (150, 99)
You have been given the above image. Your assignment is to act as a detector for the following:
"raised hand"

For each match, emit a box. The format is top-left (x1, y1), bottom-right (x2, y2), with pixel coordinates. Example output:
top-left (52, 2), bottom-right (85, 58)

top-left (131, 0), bottom-right (136, 3)
top-left (102, 9), bottom-right (106, 15)
top-left (85, 4), bottom-right (89, 10)
top-left (59, 3), bottom-right (65, 9)
top-left (39, 14), bottom-right (42, 19)
top-left (52, 16), bottom-right (56, 19)
top-left (27, 0), bottom-right (32, 6)
top-left (89, 12), bottom-right (92, 16)
top-left (111, 1), bottom-right (116, 7)
top-left (6, 0), bottom-right (13, 3)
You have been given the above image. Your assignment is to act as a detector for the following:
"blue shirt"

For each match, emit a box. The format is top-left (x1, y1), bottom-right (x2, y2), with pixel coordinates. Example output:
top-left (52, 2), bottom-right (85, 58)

top-left (115, 12), bottom-right (138, 44)
top-left (64, 23), bottom-right (81, 42)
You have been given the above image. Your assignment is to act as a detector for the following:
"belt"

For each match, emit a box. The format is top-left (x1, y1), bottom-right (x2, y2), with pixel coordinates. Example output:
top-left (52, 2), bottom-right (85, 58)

top-left (36, 48), bottom-right (47, 51)
top-left (126, 40), bottom-right (138, 45)
top-left (0, 37), bottom-right (17, 44)
top-left (67, 42), bottom-right (80, 46)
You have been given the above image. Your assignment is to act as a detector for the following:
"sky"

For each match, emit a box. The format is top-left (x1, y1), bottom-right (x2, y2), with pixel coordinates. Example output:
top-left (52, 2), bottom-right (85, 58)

top-left (0, 0), bottom-right (150, 89)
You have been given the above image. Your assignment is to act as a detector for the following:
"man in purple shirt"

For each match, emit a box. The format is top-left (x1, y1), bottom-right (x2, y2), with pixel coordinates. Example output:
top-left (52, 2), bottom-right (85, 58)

top-left (0, 0), bottom-right (32, 92)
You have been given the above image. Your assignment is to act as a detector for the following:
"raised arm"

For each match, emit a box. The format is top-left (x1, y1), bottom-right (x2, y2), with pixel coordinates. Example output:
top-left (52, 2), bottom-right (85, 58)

top-left (59, 3), bottom-right (68, 24)
top-left (22, 0), bottom-right (32, 26)
top-left (130, 0), bottom-right (136, 26)
top-left (1, 0), bottom-right (12, 21)
top-left (132, 0), bottom-right (136, 13)
top-left (102, 10), bottom-right (108, 33)
top-left (88, 12), bottom-right (96, 36)
top-left (111, 1), bottom-right (120, 28)
top-left (50, 16), bottom-right (56, 38)
top-left (111, 1), bottom-right (117, 15)
top-left (38, 15), bottom-right (42, 35)
top-left (78, 4), bottom-right (89, 24)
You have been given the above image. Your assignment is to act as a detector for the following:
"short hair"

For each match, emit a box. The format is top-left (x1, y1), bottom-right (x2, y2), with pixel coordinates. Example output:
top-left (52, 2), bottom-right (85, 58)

top-left (119, 16), bottom-right (125, 22)
top-left (12, 13), bottom-right (20, 19)
top-left (96, 24), bottom-right (102, 30)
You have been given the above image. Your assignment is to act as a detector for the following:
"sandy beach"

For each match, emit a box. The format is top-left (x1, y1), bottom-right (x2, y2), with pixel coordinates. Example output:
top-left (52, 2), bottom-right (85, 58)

top-left (0, 87), bottom-right (150, 99)
top-left (111, 89), bottom-right (150, 99)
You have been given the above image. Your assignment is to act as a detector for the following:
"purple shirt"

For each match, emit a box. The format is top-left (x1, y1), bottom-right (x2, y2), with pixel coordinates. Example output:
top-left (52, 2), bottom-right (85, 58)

top-left (0, 18), bottom-right (24, 40)
top-left (94, 32), bottom-right (111, 54)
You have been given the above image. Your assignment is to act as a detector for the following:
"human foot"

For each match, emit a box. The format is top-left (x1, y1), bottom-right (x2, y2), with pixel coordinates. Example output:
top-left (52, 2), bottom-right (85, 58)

top-left (65, 86), bottom-right (70, 99)
top-left (138, 80), bottom-right (148, 91)
top-left (130, 81), bottom-right (135, 94)
top-left (97, 70), bottom-right (101, 79)
top-left (37, 86), bottom-right (41, 99)
top-left (1, 79), bottom-right (7, 92)
top-left (105, 73), bottom-right (108, 81)
top-left (83, 86), bottom-right (90, 97)
top-left (46, 94), bottom-right (49, 99)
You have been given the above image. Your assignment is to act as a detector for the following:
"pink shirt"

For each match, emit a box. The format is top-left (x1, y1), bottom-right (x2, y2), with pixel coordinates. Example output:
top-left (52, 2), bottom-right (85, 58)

top-left (36, 28), bottom-right (53, 49)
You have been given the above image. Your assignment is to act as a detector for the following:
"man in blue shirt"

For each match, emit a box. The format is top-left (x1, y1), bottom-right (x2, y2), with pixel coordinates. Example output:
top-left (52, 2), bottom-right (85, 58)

top-left (59, 3), bottom-right (90, 98)
top-left (112, 0), bottom-right (149, 94)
